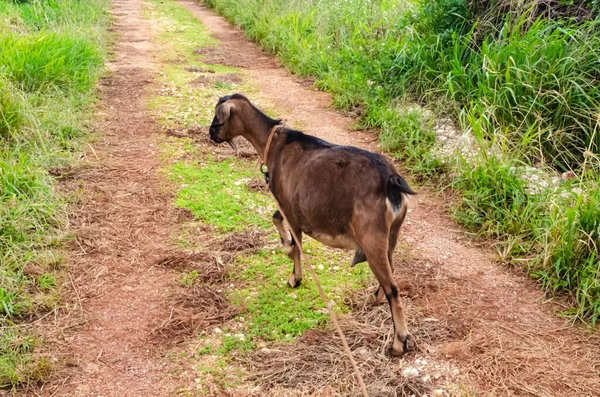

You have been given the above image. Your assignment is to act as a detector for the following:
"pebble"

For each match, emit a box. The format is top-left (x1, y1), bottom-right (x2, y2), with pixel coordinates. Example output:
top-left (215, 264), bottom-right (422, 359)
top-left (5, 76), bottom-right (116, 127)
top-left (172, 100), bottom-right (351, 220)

top-left (401, 367), bottom-right (419, 378)
top-left (317, 264), bottom-right (324, 270)
top-left (433, 390), bottom-right (444, 396)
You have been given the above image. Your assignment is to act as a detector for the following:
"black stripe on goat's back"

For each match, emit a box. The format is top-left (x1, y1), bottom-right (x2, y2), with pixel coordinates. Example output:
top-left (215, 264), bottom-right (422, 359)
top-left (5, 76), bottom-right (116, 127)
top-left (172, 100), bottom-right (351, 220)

top-left (284, 130), bottom-right (332, 149)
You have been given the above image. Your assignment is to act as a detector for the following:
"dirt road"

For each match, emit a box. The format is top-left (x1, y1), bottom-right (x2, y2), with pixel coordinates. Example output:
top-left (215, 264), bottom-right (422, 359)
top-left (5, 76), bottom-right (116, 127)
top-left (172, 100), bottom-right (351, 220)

top-left (34, 0), bottom-right (600, 395)
top-left (37, 0), bottom-right (177, 395)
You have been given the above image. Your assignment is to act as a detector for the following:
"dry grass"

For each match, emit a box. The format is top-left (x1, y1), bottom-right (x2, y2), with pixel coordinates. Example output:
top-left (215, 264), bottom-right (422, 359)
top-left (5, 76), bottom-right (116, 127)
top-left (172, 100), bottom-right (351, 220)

top-left (156, 251), bottom-right (232, 282)
top-left (394, 253), bottom-right (600, 396)
top-left (191, 73), bottom-right (242, 86)
top-left (245, 178), bottom-right (269, 193)
top-left (219, 229), bottom-right (266, 254)
top-left (165, 125), bottom-right (207, 139)
top-left (242, 287), bottom-right (434, 397)
top-left (185, 65), bottom-right (215, 73)
top-left (150, 284), bottom-right (240, 343)
top-left (150, 229), bottom-right (266, 344)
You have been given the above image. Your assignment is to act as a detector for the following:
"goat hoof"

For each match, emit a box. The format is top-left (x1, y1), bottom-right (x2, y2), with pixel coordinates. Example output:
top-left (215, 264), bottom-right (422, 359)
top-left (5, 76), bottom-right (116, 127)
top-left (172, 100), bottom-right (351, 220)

top-left (389, 334), bottom-right (411, 357)
top-left (388, 345), bottom-right (404, 357)
top-left (287, 274), bottom-right (301, 288)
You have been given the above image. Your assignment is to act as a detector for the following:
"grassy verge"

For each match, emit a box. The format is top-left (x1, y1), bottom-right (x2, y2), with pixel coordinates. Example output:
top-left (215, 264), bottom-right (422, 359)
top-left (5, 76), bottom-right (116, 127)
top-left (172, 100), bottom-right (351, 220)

top-left (0, 0), bottom-right (110, 388)
top-left (200, 0), bottom-right (600, 324)
top-left (144, 0), bottom-right (374, 393)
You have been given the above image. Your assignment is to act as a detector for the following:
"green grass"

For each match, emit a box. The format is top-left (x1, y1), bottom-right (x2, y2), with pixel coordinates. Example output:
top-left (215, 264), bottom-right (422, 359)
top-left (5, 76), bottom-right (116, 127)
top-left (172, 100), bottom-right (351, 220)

top-left (378, 104), bottom-right (445, 178)
top-left (0, 0), bottom-right (110, 388)
top-left (229, 247), bottom-right (371, 344)
top-left (200, 0), bottom-right (600, 324)
top-left (144, 0), bottom-right (377, 392)
top-left (171, 157), bottom-right (272, 232)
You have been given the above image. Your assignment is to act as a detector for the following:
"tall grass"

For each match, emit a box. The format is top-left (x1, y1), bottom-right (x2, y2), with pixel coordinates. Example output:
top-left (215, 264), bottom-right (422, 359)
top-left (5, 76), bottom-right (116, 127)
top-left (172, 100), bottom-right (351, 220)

top-left (202, 0), bottom-right (600, 323)
top-left (0, 0), bottom-right (109, 387)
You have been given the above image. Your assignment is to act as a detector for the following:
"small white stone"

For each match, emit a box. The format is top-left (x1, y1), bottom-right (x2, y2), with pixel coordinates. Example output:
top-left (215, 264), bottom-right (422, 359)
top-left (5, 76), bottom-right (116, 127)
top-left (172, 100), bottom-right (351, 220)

top-left (317, 264), bottom-right (324, 270)
top-left (402, 367), bottom-right (419, 378)
top-left (214, 327), bottom-right (222, 334)
top-left (433, 390), bottom-right (444, 396)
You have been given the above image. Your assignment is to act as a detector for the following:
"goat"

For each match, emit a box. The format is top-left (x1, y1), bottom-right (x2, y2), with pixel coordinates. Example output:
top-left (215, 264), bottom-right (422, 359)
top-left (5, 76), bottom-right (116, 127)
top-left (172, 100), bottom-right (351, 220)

top-left (209, 94), bottom-right (415, 355)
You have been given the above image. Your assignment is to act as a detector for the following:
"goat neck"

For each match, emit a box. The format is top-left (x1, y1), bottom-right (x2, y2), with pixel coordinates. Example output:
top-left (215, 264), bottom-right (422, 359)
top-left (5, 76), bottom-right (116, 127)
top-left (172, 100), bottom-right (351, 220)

top-left (236, 100), bottom-right (280, 162)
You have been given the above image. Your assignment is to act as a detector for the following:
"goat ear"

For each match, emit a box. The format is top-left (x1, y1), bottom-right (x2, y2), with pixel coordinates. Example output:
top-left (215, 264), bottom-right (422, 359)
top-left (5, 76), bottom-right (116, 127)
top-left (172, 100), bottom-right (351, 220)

top-left (216, 101), bottom-right (235, 123)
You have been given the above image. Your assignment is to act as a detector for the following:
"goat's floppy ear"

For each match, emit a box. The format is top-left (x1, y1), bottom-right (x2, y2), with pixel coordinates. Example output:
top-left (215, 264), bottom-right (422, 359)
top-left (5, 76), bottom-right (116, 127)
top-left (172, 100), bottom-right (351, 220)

top-left (216, 101), bottom-right (235, 123)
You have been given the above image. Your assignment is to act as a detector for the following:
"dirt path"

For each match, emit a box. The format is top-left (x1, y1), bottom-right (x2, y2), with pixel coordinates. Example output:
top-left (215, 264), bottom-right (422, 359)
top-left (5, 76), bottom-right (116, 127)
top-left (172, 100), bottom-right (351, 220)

top-left (178, 1), bottom-right (600, 395)
top-left (29, 0), bottom-right (600, 395)
top-left (37, 0), bottom-right (177, 395)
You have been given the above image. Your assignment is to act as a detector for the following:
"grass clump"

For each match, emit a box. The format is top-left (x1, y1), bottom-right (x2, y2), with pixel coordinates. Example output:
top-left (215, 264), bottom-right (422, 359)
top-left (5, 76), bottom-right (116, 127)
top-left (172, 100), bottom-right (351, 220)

top-left (202, 0), bottom-right (600, 324)
top-left (378, 105), bottom-right (445, 178)
top-left (0, 0), bottom-right (110, 388)
top-left (536, 185), bottom-right (600, 322)
top-left (0, 32), bottom-right (103, 92)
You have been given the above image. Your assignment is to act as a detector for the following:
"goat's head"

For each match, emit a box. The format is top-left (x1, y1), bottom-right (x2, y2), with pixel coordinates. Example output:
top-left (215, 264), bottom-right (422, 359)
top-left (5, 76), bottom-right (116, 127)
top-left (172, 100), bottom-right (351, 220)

top-left (209, 94), bottom-right (245, 144)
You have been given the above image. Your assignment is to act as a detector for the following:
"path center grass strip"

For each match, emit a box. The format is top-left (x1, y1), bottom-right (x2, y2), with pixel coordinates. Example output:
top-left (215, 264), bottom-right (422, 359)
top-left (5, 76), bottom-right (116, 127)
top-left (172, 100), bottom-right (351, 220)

top-left (144, 0), bottom-right (373, 389)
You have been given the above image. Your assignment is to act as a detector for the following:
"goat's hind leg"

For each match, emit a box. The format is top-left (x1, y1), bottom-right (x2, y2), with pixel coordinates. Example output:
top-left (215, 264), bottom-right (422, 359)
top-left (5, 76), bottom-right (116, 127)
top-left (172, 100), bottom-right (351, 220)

top-left (272, 211), bottom-right (303, 288)
top-left (363, 241), bottom-right (411, 356)
top-left (373, 203), bottom-right (408, 304)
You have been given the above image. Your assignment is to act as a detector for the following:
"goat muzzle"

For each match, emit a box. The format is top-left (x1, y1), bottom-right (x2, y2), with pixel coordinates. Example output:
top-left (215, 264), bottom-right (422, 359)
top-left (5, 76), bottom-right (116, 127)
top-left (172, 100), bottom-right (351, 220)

top-left (209, 122), bottom-right (225, 143)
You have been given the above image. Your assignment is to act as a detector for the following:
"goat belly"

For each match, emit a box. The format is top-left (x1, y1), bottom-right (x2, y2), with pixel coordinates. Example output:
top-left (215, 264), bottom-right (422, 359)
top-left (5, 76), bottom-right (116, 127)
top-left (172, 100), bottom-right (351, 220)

top-left (306, 231), bottom-right (357, 250)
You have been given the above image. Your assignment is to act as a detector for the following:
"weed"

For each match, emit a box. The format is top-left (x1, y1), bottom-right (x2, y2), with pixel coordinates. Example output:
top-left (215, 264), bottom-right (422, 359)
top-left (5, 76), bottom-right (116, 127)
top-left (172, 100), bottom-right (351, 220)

top-left (181, 270), bottom-right (200, 287)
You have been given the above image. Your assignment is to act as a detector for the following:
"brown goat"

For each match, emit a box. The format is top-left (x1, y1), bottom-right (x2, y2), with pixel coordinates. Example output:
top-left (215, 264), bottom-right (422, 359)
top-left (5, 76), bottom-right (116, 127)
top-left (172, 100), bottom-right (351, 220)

top-left (209, 94), bottom-right (415, 355)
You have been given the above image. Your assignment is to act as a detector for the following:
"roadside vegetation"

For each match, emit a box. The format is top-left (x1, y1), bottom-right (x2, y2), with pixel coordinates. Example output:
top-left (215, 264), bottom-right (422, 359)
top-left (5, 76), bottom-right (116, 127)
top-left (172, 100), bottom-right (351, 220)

top-left (0, 0), bottom-right (109, 387)
top-left (144, 0), bottom-right (374, 391)
top-left (202, 0), bottom-right (600, 324)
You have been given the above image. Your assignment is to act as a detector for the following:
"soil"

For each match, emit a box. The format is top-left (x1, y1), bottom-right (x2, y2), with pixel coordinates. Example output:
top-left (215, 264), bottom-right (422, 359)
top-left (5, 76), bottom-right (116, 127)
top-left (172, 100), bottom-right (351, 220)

top-left (25, 0), bottom-right (600, 395)
top-left (31, 0), bottom-right (178, 395)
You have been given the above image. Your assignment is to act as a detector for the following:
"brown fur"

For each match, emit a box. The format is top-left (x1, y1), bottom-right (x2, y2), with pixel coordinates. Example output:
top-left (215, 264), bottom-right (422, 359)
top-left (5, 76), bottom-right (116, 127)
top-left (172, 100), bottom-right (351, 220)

top-left (209, 94), bottom-right (415, 355)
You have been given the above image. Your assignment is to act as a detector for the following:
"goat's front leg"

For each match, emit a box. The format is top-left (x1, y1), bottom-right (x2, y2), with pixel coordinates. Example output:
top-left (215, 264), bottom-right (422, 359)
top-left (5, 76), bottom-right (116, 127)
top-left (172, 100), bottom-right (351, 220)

top-left (272, 211), bottom-right (303, 288)
top-left (273, 211), bottom-right (293, 254)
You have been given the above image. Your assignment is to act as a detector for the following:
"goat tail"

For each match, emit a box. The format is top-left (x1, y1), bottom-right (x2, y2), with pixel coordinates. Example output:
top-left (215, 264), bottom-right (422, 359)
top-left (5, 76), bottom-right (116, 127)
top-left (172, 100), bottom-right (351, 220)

top-left (386, 174), bottom-right (415, 209)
